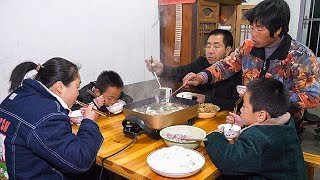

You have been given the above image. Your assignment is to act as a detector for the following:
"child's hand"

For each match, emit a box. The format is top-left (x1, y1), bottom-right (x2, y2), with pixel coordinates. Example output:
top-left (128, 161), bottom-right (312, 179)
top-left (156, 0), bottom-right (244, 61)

top-left (226, 112), bottom-right (244, 127)
top-left (83, 104), bottom-right (99, 121)
top-left (80, 107), bottom-right (86, 115)
top-left (93, 95), bottom-right (105, 108)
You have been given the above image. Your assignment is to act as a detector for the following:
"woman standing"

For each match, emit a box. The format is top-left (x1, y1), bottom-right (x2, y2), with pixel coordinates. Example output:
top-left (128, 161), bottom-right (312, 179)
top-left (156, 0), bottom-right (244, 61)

top-left (0, 57), bottom-right (103, 179)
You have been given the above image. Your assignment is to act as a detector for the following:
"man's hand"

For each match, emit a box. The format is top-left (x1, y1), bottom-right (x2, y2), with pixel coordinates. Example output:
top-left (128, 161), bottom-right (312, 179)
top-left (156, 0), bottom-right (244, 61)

top-left (145, 58), bottom-right (164, 75)
top-left (192, 93), bottom-right (205, 103)
top-left (182, 73), bottom-right (204, 88)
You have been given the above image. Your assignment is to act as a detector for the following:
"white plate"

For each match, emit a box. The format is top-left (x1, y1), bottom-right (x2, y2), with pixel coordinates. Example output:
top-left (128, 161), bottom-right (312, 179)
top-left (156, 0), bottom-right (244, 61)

top-left (147, 146), bottom-right (205, 178)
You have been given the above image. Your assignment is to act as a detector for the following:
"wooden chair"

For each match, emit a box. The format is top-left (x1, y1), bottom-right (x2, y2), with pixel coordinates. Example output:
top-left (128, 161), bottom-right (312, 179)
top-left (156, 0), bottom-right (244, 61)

top-left (303, 152), bottom-right (320, 180)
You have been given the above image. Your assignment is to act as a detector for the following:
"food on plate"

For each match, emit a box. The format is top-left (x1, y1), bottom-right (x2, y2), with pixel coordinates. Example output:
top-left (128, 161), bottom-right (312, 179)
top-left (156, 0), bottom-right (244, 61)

top-left (147, 146), bottom-right (205, 175)
top-left (133, 102), bottom-right (188, 115)
top-left (198, 103), bottom-right (220, 113)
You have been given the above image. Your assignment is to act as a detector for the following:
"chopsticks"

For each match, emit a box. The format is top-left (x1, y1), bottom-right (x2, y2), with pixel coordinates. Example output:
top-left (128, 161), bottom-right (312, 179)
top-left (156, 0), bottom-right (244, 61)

top-left (75, 100), bottom-right (107, 117)
top-left (233, 98), bottom-right (243, 114)
top-left (87, 89), bottom-right (98, 98)
top-left (171, 84), bottom-right (185, 96)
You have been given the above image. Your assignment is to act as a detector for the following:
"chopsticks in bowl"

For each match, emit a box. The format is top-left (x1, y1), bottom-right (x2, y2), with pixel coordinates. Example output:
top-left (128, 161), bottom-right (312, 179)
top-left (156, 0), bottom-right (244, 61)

top-left (75, 100), bottom-right (107, 117)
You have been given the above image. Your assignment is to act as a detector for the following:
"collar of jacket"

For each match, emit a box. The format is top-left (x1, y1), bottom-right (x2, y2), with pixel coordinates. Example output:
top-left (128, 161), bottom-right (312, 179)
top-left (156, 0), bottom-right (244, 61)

top-left (240, 112), bottom-right (291, 133)
top-left (249, 34), bottom-right (292, 60)
top-left (23, 79), bottom-right (70, 111)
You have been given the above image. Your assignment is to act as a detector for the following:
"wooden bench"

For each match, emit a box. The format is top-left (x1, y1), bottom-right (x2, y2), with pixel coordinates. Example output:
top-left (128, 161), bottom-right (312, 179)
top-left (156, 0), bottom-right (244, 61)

top-left (304, 152), bottom-right (320, 180)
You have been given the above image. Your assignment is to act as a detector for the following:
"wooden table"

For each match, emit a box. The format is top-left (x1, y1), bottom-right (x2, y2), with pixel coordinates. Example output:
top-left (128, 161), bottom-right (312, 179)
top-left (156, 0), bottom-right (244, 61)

top-left (73, 111), bottom-right (229, 179)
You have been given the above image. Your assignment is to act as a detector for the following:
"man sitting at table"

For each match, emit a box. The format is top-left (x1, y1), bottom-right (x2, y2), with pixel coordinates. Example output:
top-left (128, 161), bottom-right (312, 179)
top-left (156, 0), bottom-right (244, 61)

top-left (72, 70), bottom-right (133, 112)
top-left (145, 29), bottom-right (242, 111)
top-left (205, 78), bottom-right (306, 179)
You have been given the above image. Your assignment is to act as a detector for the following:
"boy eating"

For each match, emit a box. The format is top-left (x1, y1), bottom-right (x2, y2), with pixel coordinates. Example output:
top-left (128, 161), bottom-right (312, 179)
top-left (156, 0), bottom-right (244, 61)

top-left (205, 78), bottom-right (306, 179)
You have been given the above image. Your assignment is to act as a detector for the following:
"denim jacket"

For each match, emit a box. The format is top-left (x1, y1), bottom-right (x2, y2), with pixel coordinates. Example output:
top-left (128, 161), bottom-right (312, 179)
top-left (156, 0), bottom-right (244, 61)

top-left (0, 79), bottom-right (103, 179)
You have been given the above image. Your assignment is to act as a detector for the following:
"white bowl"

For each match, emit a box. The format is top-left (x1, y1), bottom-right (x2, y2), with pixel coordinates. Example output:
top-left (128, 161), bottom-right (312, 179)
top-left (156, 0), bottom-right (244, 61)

top-left (69, 110), bottom-right (83, 126)
top-left (147, 146), bottom-right (205, 178)
top-left (218, 124), bottom-right (241, 140)
top-left (176, 92), bottom-right (193, 100)
top-left (236, 85), bottom-right (247, 95)
top-left (107, 102), bottom-right (124, 114)
top-left (160, 125), bottom-right (206, 149)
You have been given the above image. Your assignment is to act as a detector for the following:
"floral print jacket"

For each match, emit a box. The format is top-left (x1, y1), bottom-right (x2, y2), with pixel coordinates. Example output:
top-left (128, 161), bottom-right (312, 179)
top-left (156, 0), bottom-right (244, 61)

top-left (200, 34), bottom-right (320, 119)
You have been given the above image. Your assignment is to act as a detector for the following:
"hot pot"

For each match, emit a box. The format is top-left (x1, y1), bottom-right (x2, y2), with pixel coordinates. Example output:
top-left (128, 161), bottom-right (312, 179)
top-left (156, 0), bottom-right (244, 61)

top-left (123, 97), bottom-right (199, 130)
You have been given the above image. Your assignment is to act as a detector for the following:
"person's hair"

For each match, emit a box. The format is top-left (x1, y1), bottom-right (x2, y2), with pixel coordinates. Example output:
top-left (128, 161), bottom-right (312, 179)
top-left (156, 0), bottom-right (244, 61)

top-left (9, 57), bottom-right (79, 92)
top-left (209, 29), bottom-right (233, 48)
top-left (95, 70), bottom-right (124, 93)
top-left (244, 0), bottom-right (290, 37)
top-left (246, 77), bottom-right (289, 118)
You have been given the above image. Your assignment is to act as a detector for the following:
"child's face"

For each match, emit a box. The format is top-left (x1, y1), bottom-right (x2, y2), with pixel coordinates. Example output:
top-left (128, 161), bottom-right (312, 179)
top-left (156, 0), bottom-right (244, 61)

top-left (101, 86), bottom-right (122, 106)
top-left (240, 92), bottom-right (261, 126)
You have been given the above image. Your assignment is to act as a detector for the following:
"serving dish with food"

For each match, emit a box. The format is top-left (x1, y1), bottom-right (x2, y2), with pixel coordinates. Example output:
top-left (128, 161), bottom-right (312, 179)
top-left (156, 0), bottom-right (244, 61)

top-left (147, 146), bottom-right (205, 178)
top-left (197, 103), bottom-right (220, 119)
top-left (160, 125), bottom-right (206, 149)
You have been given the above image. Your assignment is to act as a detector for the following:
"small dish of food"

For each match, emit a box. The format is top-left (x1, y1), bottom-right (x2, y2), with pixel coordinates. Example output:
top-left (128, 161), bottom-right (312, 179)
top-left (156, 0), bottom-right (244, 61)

top-left (218, 123), bottom-right (241, 140)
top-left (176, 92), bottom-right (193, 100)
top-left (197, 103), bottom-right (220, 119)
top-left (69, 110), bottom-right (83, 126)
top-left (236, 85), bottom-right (247, 95)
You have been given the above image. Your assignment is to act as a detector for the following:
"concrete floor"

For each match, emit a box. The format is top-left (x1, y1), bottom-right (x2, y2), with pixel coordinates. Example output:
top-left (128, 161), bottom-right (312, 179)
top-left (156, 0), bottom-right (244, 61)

top-left (300, 124), bottom-right (320, 179)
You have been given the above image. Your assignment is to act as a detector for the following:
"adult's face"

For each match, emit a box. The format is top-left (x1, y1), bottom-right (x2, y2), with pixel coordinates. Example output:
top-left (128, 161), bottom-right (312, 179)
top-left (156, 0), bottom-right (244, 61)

top-left (58, 76), bottom-right (81, 108)
top-left (250, 22), bottom-right (282, 48)
top-left (205, 34), bottom-right (230, 64)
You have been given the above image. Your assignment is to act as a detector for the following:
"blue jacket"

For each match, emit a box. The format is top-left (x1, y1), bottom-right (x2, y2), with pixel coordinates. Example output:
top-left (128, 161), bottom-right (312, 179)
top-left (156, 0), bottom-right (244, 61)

top-left (0, 79), bottom-right (103, 179)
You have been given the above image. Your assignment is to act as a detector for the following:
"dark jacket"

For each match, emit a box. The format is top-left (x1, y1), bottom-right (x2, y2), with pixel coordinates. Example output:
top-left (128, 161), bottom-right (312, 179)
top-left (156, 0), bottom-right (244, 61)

top-left (72, 81), bottom-right (133, 112)
top-left (161, 56), bottom-right (242, 110)
top-left (0, 79), bottom-right (103, 179)
top-left (205, 113), bottom-right (306, 179)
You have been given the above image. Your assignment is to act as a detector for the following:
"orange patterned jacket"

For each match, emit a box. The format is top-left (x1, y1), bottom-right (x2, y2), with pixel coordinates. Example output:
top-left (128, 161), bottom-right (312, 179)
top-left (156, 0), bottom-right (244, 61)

top-left (199, 34), bottom-right (320, 119)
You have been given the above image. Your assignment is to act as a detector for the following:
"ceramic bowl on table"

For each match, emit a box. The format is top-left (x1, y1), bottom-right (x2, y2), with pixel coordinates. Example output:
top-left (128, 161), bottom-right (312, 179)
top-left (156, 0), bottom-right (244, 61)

top-left (197, 103), bottom-right (220, 119)
top-left (147, 146), bottom-right (205, 178)
top-left (69, 110), bottom-right (83, 126)
top-left (160, 125), bottom-right (206, 149)
top-left (107, 100), bottom-right (125, 114)
top-left (176, 92), bottom-right (193, 100)
top-left (218, 123), bottom-right (241, 140)
top-left (236, 85), bottom-right (247, 95)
